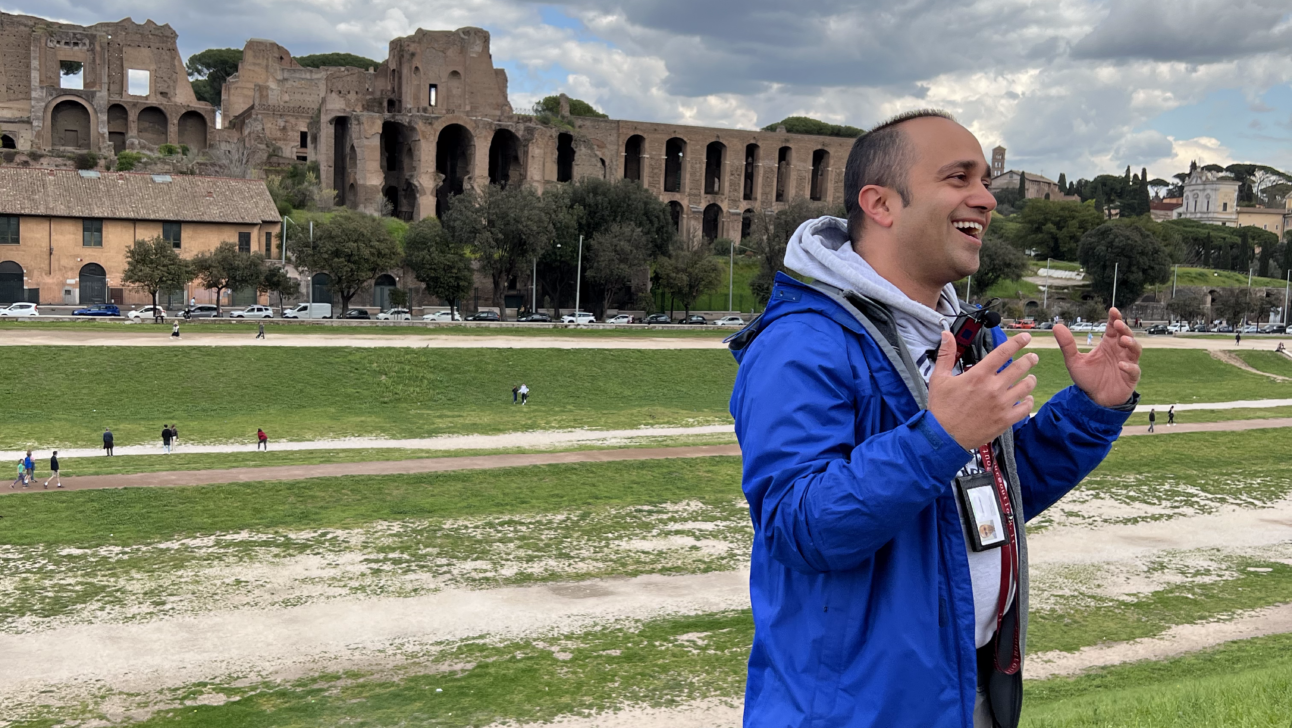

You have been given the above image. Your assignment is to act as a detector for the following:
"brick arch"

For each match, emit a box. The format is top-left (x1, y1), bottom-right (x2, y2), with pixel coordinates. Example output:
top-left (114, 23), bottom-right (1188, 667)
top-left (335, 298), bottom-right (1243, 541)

top-left (136, 106), bottom-right (169, 147)
top-left (43, 96), bottom-right (98, 151)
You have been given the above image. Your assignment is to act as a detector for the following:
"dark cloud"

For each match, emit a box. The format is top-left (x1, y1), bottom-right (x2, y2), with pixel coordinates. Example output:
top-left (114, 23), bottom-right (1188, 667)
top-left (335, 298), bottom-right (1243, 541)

top-left (1071, 0), bottom-right (1292, 62)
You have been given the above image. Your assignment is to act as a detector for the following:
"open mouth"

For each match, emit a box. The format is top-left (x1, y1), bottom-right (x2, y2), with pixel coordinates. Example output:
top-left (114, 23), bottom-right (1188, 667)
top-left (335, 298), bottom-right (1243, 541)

top-left (952, 219), bottom-right (985, 240)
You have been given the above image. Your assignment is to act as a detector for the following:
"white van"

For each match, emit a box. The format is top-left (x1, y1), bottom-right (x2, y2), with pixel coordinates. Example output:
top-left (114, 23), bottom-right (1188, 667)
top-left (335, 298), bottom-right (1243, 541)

top-left (282, 303), bottom-right (332, 319)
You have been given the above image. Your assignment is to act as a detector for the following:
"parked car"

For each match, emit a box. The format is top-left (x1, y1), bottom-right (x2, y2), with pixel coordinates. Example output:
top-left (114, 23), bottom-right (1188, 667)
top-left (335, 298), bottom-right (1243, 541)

top-left (1070, 322), bottom-right (1093, 332)
top-left (0, 302), bottom-right (39, 317)
top-left (606, 314), bottom-right (635, 324)
top-left (1145, 324), bottom-right (1171, 335)
top-left (1215, 324), bottom-right (1234, 333)
top-left (560, 311), bottom-right (596, 324)
top-left (1013, 318), bottom-right (1037, 330)
top-left (1167, 322), bottom-right (1189, 333)
top-left (1094, 322), bottom-right (1107, 333)
top-left (517, 312), bottom-right (552, 322)
top-left (1260, 324), bottom-right (1286, 334)
top-left (1038, 321), bottom-right (1054, 330)
top-left (73, 303), bottom-right (121, 317)
top-left (713, 316), bottom-right (746, 326)
top-left (422, 310), bottom-right (462, 322)
top-left (678, 314), bottom-right (708, 325)
top-left (282, 303), bottom-right (332, 319)
top-left (467, 310), bottom-right (501, 322)
top-left (376, 308), bottom-right (411, 321)
top-left (183, 304), bottom-right (221, 319)
top-left (228, 305), bottom-right (274, 319)
top-left (342, 308), bottom-right (371, 319)
top-left (1239, 324), bottom-right (1259, 334)
top-left (644, 313), bottom-right (672, 325)
top-left (126, 305), bottom-right (166, 320)
top-left (1192, 323), bottom-right (1211, 332)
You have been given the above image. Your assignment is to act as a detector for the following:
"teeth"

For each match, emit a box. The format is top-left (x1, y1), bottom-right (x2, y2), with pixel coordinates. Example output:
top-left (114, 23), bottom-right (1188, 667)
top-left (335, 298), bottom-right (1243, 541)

top-left (953, 220), bottom-right (983, 233)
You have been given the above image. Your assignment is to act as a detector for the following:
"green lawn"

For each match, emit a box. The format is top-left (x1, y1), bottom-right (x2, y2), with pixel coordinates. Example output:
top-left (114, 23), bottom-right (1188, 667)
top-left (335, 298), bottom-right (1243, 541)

top-left (1171, 267), bottom-right (1287, 289)
top-left (0, 347), bottom-right (739, 449)
top-left (1028, 347), bottom-right (1292, 405)
top-left (1234, 350), bottom-right (1292, 378)
top-left (0, 319), bottom-right (732, 337)
top-left (692, 255), bottom-right (761, 313)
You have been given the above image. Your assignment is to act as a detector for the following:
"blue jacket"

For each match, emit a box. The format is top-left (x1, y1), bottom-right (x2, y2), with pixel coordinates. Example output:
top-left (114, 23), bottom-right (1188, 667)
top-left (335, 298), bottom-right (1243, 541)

top-left (730, 274), bottom-right (1130, 727)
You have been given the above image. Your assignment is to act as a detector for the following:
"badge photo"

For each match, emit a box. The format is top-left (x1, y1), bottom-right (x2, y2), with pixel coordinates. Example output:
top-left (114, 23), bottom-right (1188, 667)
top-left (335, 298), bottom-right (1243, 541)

top-left (955, 473), bottom-right (1007, 551)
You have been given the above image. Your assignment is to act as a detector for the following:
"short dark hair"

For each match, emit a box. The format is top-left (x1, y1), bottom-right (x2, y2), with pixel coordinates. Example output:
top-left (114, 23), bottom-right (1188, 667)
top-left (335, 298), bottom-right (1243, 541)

top-left (844, 109), bottom-right (956, 241)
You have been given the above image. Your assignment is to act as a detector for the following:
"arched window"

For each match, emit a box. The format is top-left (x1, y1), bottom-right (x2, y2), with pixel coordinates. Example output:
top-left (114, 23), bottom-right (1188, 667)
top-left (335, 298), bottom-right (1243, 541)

top-left (79, 262), bottom-right (107, 304)
top-left (743, 144), bottom-right (759, 201)
top-left (668, 201), bottom-right (683, 233)
top-left (178, 111), bottom-right (207, 151)
top-left (374, 273), bottom-right (397, 310)
top-left (137, 106), bottom-right (168, 147)
top-left (1205, 194), bottom-right (1210, 212)
top-left (702, 204), bottom-right (722, 241)
top-left (704, 142), bottom-right (725, 194)
top-left (51, 100), bottom-right (91, 148)
top-left (0, 135), bottom-right (14, 150)
top-left (664, 138), bottom-right (686, 193)
top-left (435, 124), bottom-right (474, 217)
top-left (810, 149), bottom-right (830, 201)
top-left (0, 260), bottom-right (22, 303)
top-left (624, 135), bottom-right (644, 182)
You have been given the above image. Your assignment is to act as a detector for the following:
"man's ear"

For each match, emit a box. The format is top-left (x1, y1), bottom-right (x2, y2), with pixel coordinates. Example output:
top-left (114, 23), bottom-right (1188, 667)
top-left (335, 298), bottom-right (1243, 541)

top-left (857, 185), bottom-right (897, 229)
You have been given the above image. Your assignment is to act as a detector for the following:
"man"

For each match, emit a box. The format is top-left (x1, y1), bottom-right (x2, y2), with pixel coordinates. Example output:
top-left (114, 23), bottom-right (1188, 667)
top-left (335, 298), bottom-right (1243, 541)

top-left (162, 425), bottom-right (173, 454)
top-left (1148, 408), bottom-right (1156, 433)
top-left (257, 321), bottom-right (266, 340)
top-left (23, 450), bottom-right (34, 485)
top-left (729, 110), bottom-right (1141, 728)
top-left (1168, 405), bottom-right (1175, 426)
top-left (44, 450), bottom-right (61, 488)
top-left (519, 383), bottom-right (529, 405)
top-left (103, 428), bottom-right (114, 457)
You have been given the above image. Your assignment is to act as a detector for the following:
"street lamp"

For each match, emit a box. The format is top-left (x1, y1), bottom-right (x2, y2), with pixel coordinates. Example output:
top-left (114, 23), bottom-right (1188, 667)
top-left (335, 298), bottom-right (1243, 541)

top-left (1111, 262), bottom-right (1119, 311)
top-left (1043, 257), bottom-right (1050, 309)
top-left (574, 235), bottom-right (584, 318)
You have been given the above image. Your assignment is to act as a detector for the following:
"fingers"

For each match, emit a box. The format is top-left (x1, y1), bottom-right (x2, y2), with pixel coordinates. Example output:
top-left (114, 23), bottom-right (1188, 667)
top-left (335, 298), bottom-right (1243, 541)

top-left (1107, 307), bottom-right (1122, 327)
top-left (1117, 327), bottom-right (1143, 360)
top-left (1008, 396), bottom-right (1035, 424)
top-left (1000, 351), bottom-right (1040, 384)
top-left (979, 332), bottom-right (1032, 373)
top-left (932, 331), bottom-right (957, 378)
top-left (1053, 324), bottom-right (1081, 362)
top-left (1118, 361), bottom-right (1142, 382)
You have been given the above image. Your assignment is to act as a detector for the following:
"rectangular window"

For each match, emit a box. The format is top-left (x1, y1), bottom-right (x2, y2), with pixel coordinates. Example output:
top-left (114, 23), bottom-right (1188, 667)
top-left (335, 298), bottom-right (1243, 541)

top-left (1223, 202), bottom-right (1228, 212)
top-left (265, 231), bottom-right (273, 256)
top-left (82, 218), bottom-right (102, 247)
top-left (127, 69), bottom-right (150, 97)
top-left (0, 215), bottom-right (18, 244)
top-left (162, 221), bottom-right (181, 249)
top-left (299, 131), bottom-right (308, 148)
top-left (428, 84), bottom-right (437, 106)
top-left (238, 231), bottom-right (251, 254)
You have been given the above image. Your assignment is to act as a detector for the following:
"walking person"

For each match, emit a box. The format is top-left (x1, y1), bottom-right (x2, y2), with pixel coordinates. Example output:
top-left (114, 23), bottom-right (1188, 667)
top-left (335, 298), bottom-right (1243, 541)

top-left (1236, 331), bottom-right (1242, 346)
top-left (44, 450), bottom-right (61, 488)
top-left (511, 385), bottom-right (519, 404)
top-left (256, 428), bottom-right (268, 451)
top-left (161, 425), bottom-right (173, 454)
top-left (11, 459), bottom-right (26, 489)
top-left (23, 450), bottom-right (34, 485)
top-left (256, 321), bottom-right (265, 339)
top-left (170, 423), bottom-right (179, 449)
top-left (1168, 406), bottom-right (1175, 426)
top-left (1086, 331), bottom-right (1093, 347)
top-left (171, 322), bottom-right (181, 339)
top-left (1148, 408), bottom-right (1156, 433)
top-left (103, 428), bottom-right (114, 456)
top-left (519, 383), bottom-right (529, 405)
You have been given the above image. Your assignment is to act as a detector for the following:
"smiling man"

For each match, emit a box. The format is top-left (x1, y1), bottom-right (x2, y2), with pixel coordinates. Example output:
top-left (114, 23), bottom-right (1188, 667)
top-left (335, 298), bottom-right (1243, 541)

top-left (727, 110), bottom-right (1142, 727)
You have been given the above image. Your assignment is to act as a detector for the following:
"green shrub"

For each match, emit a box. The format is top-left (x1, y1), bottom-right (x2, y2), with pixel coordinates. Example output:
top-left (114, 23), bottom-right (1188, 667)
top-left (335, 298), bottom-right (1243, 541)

top-left (74, 151), bottom-right (98, 170)
top-left (115, 151), bottom-right (144, 171)
top-left (157, 143), bottom-right (180, 156)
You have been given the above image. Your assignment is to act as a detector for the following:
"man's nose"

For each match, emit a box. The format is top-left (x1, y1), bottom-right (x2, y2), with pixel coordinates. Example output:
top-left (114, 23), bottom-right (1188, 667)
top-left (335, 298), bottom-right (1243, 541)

top-left (968, 181), bottom-right (997, 212)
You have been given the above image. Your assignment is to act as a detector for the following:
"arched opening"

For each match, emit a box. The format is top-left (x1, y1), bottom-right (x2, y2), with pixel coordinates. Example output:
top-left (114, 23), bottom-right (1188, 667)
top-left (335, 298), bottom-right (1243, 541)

top-left (743, 144), bottom-right (759, 200)
top-left (107, 104), bottom-right (127, 154)
top-left (741, 208), bottom-right (754, 240)
top-left (702, 204), bottom-right (722, 242)
top-left (447, 70), bottom-right (464, 111)
top-left (664, 137), bottom-right (685, 193)
top-left (381, 121), bottom-right (417, 218)
top-left (435, 123), bottom-right (473, 218)
top-left (0, 135), bottom-right (14, 150)
top-left (373, 273), bottom-right (397, 310)
top-left (810, 149), bottom-right (829, 201)
top-left (0, 261), bottom-right (23, 303)
top-left (488, 129), bottom-right (525, 188)
top-left (79, 263), bottom-right (107, 304)
top-left (137, 106), bottom-right (168, 147)
top-left (776, 146), bottom-right (792, 202)
top-left (668, 201), bottom-right (684, 233)
top-left (623, 135), bottom-right (644, 183)
top-left (556, 132), bottom-right (575, 183)
top-left (704, 141), bottom-right (725, 195)
top-left (51, 99), bottom-right (91, 149)
top-left (311, 273), bottom-right (333, 305)
top-left (332, 117), bottom-right (351, 206)
top-left (178, 111), bottom-right (207, 151)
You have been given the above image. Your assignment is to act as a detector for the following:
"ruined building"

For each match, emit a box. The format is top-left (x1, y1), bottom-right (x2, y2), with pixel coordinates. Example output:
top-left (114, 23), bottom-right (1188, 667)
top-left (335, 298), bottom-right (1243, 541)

top-left (222, 27), bottom-right (854, 240)
top-left (0, 12), bottom-right (214, 155)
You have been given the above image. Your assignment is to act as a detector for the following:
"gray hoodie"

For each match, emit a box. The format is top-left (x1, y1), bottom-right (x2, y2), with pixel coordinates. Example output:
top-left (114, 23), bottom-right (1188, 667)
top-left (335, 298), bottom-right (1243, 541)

top-left (783, 215), bottom-right (1003, 649)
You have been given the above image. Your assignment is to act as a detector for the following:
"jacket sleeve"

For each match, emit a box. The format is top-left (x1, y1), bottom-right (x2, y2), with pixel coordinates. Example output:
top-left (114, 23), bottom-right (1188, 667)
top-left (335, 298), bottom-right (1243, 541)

top-left (1010, 384), bottom-right (1129, 521)
top-left (733, 316), bottom-right (973, 574)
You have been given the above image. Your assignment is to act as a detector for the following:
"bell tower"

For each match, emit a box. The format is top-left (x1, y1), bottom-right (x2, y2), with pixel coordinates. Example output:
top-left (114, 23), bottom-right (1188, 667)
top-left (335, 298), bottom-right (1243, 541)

top-left (992, 146), bottom-right (1006, 178)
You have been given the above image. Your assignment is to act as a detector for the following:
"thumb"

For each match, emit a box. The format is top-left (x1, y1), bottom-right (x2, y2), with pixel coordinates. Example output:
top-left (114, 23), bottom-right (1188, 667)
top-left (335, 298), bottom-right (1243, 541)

top-left (932, 331), bottom-right (957, 378)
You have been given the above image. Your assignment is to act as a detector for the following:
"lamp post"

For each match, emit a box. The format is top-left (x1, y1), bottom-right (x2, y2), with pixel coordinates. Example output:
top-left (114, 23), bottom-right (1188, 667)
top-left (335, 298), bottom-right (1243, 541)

top-left (574, 234), bottom-right (584, 319)
top-left (1043, 257), bottom-right (1050, 309)
top-left (282, 215), bottom-right (293, 264)
top-left (728, 237), bottom-right (735, 312)
top-left (965, 276), bottom-right (972, 302)
top-left (532, 256), bottom-right (537, 313)
top-left (1111, 262), bottom-right (1119, 311)
top-left (1284, 269), bottom-right (1291, 325)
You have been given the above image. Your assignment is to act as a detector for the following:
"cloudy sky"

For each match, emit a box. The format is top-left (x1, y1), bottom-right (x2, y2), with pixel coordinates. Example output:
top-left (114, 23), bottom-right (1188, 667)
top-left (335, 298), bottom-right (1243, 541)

top-left (14, 0), bottom-right (1292, 182)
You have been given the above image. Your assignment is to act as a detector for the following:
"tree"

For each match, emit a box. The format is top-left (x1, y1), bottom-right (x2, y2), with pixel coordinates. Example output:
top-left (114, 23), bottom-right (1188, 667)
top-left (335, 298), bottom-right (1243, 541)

top-left (404, 217), bottom-right (473, 319)
top-left (294, 53), bottom-right (380, 70)
top-left (1093, 188), bottom-right (1106, 217)
top-left (534, 95), bottom-right (609, 119)
top-left (1012, 199), bottom-right (1104, 260)
top-left (586, 223), bottom-right (651, 315)
top-left (191, 242), bottom-right (267, 315)
top-left (971, 233), bottom-right (1028, 293)
top-left (1165, 289), bottom-right (1204, 323)
top-left (1057, 172), bottom-right (1067, 192)
top-left (442, 184), bottom-right (553, 319)
top-left (1212, 288), bottom-right (1250, 325)
top-left (185, 48), bottom-right (243, 107)
top-left (759, 116), bottom-right (864, 138)
top-left (122, 237), bottom-right (193, 316)
top-left (745, 198), bottom-right (839, 304)
top-left (259, 265), bottom-right (299, 311)
top-left (656, 234), bottom-right (723, 318)
top-left (1258, 237), bottom-right (1274, 279)
top-left (565, 178), bottom-right (674, 257)
top-left (1077, 222), bottom-right (1172, 309)
top-left (289, 208), bottom-right (400, 316)
top-left (1017, 171), bottom-right (1027, 199)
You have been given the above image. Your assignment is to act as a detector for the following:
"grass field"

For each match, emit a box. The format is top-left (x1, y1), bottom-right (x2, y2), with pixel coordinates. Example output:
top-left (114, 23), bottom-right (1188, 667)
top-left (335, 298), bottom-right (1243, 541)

top-left (1170, 267), bottom-right (1287, 289)
top-left (1235, 350), bottom-right (1292, 378)
top-left (0, 319), bottom-right (733, 337)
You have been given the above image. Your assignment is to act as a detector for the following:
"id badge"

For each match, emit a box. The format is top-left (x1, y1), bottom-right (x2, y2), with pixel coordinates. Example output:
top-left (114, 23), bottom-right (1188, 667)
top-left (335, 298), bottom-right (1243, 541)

top-left (955, 472), bottom-right (1008, 552)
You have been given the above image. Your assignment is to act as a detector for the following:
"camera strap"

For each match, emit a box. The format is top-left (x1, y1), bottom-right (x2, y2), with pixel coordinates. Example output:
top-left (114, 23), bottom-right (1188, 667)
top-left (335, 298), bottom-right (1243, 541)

top-left (979, 441), bottom-right (1021, 675)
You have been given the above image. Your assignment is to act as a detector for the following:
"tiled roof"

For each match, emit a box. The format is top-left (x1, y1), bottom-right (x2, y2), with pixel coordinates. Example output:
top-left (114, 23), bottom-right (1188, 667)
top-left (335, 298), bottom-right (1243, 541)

top-left (1150, 201), bottom-right (1180, 211)
top-left (0, 168), bottom-right (280, 224)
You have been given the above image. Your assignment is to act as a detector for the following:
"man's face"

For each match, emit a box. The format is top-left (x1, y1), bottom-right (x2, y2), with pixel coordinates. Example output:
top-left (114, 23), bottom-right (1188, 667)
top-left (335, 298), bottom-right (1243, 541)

top-left (888, 117), bottom-right (997, 285)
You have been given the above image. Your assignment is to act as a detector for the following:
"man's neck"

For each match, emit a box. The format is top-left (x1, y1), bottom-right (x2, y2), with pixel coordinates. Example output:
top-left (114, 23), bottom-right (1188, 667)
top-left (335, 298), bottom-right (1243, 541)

top-left (854, 242), bottom-right (944, 310)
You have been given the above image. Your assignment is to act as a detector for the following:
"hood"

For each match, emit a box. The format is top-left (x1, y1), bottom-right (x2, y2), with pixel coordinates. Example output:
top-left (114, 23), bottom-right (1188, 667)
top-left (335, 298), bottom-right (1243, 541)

top-left (783, 216), bottom-right (960, 364)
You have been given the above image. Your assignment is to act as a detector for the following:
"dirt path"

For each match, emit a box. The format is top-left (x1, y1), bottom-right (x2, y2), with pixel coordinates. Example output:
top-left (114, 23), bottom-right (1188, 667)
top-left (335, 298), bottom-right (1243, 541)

top-left (1209, 349), bottom-right (1292, 381)
top-left (6, 445), bottom-right (741, 493)
top-left (1118, 417), bottom-right (1292, 436)
top-left (0, 570), bottom-right (751, 708)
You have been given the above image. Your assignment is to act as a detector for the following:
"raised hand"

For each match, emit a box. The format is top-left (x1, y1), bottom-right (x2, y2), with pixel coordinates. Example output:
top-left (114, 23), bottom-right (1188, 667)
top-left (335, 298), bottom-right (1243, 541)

top-left (928, 331), bottom-right (1039, 451)
top-left (1052, 307), bottom-right (1142, 408)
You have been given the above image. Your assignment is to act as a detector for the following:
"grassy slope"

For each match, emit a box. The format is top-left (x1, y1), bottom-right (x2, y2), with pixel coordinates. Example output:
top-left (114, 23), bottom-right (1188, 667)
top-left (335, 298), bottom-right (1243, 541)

top-left (0, 347), bottom-right (739, 449)
top-left (1235, 350), bottom-right (1292, 378)
top-left (1172, 267), bottom-right (1287, 288)
top-left (692, 255), bottom-right (761, 312)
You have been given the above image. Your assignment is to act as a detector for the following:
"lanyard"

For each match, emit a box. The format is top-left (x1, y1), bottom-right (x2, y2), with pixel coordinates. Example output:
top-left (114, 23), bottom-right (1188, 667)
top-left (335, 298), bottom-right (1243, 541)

top-left (978, 442), bottom-right (1021, 675)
